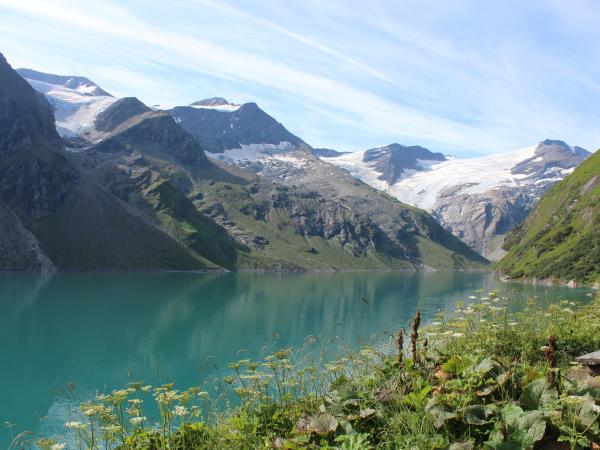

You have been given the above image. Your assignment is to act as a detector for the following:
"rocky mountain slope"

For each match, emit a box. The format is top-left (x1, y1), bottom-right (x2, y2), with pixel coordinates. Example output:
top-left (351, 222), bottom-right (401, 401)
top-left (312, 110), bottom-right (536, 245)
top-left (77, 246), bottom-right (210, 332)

top-left (497, 148), bottom-right (600, 284)
top-left (164, 97), bottom-right (487, 269)
top-left (2, 54), bottom-right (227, 271)
top-left (321, 141), bottom-right (590, 260)
top-left (9, 63), bottom-right (488, 271)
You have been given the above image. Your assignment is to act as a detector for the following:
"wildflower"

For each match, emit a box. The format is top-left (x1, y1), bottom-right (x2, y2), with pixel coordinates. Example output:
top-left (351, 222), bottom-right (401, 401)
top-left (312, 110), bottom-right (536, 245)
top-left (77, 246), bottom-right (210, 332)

top-left (468, 296), bottom-right (477, 300)
top-left (199, 391), bottom-right (209, 399)
top-left (129, 416), bottom-right (146, 426)
top-left (50, 444), bottom-right (66, 450)
top-left (81, 408), bottom-right (98, 417)
top-left (562, 396), bottom-right (586, 407)
top-left (452, 332), bottom-right (464, 338)
top-left (544, 313), bottom-right (551, 317)
top-left (540, 346), bottom-right (550, 351)
top-left (141, 385), bottom-right (152, 392)
top-left (101, 424), bottom-right (121, 433)
top-left (562, 308), bottom-right (574, 314)
top-left (432, 321), bottom-right (442, 326)
top-left (173, 405), bottom-right (188, 416)
top-left (191, 405), bottom-right (201, 417)
top-left (508, 322), bottom-right (517, 327)
top-left (65, 421), bottom-right (86, 430)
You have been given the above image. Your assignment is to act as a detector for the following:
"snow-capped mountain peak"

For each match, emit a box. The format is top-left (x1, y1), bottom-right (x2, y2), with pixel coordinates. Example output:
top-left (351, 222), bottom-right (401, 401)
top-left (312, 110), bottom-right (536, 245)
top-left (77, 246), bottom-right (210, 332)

top-left (319, 140), bottom-right (590, 260)
top-left (189, 97), bottom-right (241, 112)
top-left (17, 68), bottom-right (117, 138)
top-left (17, 68), bottom-right (112, 97)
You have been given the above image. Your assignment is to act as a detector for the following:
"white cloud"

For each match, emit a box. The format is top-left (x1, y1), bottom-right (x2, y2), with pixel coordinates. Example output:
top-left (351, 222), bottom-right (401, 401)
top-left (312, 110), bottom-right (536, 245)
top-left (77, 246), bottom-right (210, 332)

top-left (1, 0), bottom-right (599, 154)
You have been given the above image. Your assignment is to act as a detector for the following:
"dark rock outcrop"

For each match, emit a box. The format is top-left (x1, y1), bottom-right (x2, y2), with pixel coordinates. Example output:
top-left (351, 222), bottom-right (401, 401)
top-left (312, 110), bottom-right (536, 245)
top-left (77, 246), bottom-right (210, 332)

top-left (363, 144), bottom-right (446, 184)
top-left (169, 102), bottom-right (305, 153)
top-left (0, 52), bottom-right (74, 218)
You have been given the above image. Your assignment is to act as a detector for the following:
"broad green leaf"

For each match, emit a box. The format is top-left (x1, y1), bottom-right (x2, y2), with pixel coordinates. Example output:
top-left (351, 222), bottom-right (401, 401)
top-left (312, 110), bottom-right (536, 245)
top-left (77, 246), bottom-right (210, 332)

top-left (426, 399), bottom-right (457, 429)
top-left (474, 358), bottom-right (496, 376)
top-left (516, 410), bottom-right (546, 448)
top-left (502, 403), bottom-right (524, 427)
top-left (462, 404), bottom-right (496, 425)
top-left (520, 378), bottom-right (558, 411)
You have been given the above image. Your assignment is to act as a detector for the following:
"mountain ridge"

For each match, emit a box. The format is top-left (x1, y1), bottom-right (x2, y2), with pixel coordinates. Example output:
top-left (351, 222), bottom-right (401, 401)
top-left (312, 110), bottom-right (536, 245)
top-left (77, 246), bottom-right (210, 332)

top-left (5, 63), bottom-right (489, 271)
top-left (497, 148), bottom-right (600, 284)
top-left (320, 140), bottom-right (590, 259)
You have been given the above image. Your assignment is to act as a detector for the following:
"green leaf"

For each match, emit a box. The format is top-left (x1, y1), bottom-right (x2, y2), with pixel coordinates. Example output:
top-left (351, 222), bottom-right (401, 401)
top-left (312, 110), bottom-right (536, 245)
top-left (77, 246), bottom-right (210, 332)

top-left (461, 404), bottom-right (496, 425)
top-left (442, 355), bottom-right (467, 376)
top-left (516, 410), bottom-right (546, 448)
top-left (426, 399), bottom-right (457, 429)
top-left (502, 403), bottom-right (524, 428)
top-left (474, 357), bottom-right (496, 376)
top-left (520, 378), bottom-right (558, 411)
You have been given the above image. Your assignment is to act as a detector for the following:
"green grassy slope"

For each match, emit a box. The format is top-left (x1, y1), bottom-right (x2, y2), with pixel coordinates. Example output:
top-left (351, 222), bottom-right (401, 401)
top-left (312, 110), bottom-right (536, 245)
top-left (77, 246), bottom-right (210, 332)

top-left (497, 149), bottom-right (600, 283)
top-left (30, 175), bottom-right (215, 271)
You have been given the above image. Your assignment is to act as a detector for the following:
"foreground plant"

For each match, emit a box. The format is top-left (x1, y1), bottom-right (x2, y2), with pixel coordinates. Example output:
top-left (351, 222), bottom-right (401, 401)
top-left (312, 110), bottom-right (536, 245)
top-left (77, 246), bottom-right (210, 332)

top-left (16, 293), bottom-right (600, 449)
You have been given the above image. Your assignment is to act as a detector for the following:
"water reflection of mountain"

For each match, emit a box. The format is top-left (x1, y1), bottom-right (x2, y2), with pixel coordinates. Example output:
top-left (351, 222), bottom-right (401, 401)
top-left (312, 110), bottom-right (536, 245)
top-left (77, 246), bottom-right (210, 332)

top-left (0, 272), bottom-right (591, 444)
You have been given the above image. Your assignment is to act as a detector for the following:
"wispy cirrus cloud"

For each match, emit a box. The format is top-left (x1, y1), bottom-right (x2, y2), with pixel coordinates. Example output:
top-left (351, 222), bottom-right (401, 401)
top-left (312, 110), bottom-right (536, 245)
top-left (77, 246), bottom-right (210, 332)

top-left (0, 0), bottom-right (598, 155)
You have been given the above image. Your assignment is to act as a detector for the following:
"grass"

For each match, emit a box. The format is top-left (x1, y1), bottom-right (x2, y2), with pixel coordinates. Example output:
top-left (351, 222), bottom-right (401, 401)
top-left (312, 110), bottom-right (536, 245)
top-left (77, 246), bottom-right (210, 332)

top-left (16, 291), bottom-right (600, 449)
top-left (498, 149), bottom-right (600, 284)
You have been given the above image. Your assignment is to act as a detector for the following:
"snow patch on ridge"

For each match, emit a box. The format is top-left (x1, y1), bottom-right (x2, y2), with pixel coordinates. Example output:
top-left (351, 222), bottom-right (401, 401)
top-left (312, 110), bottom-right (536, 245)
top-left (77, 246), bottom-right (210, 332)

top-left (190, 103), bottom-right (241, 112)
top-left (24, 78), bottom-right (117, 137)
top-left (324, 145), bottom-right (543, 210)
top-left (206, 142), bottom-right (298, 163)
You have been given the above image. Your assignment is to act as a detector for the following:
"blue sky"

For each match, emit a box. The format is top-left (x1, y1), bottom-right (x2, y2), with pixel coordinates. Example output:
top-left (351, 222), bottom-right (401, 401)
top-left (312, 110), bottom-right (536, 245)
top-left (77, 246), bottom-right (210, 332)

top-left (1, 0), bottom-right (599, 156)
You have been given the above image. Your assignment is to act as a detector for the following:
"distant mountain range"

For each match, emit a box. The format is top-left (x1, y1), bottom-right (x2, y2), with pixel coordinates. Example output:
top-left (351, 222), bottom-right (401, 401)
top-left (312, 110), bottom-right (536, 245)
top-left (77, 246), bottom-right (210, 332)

top-left (0, 55), bottom-right (487, 271)
top-left (319, 141), bottom-right (590, 259)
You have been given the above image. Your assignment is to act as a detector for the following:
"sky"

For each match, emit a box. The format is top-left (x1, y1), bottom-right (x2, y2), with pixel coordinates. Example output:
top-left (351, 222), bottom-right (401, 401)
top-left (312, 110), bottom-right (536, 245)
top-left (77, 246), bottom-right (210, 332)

top-left (1, 0), bottom-right (599, 156)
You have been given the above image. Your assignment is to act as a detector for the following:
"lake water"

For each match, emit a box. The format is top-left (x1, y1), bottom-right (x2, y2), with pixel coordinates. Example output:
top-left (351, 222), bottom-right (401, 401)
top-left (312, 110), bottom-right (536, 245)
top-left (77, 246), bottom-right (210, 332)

top-left (0, 271), bottom-right (593, 446)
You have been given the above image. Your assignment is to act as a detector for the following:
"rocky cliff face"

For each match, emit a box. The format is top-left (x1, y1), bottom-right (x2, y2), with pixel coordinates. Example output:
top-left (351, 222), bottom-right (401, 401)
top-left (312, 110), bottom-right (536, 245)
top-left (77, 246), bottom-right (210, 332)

top-left (0, 53), bottom-right (74, 219)
top-left (169, 101), bottom-right (305, 153)
top-left (362, 144), bottom-right (446, 184)
top-left (93, 111), bottom-right (210, 169)
top-left (320, 140), bottom-right (590, 260)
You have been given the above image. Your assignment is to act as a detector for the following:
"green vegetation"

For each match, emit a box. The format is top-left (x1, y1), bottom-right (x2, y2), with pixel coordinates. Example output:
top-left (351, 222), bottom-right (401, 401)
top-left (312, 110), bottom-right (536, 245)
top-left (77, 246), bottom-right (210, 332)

top-left (498, 150), bottom-right (600, 284)
top-left (20, 292), bottom-right (600, 449)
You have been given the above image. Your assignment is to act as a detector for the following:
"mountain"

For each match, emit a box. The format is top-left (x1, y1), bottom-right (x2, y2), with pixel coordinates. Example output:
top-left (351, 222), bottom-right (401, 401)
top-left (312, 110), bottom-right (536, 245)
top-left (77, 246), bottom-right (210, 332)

top-left (11, 64), bottom-right (488, 271)
top-left (497, 149), bottom-right (600, 284)
top-left (17, 68), bottom-right (117, 139)
top-left (94, 97), bottom-right (151, 133)
top-left (320, 140), bottom-right (590, 260)
top-left (2, 55), bottom-right (231, 271)
top-left (165, 98), bottom-right (487, 270)
top-left (168, 100), bottom-right (305, 155)
top-left (362, 144), bottom-right (446, 184)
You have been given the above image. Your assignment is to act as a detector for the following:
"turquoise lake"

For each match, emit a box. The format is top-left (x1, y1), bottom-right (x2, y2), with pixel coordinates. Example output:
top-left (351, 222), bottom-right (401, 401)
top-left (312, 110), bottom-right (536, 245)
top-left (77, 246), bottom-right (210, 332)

top-left (0, 271), bottom-right (594, 446)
